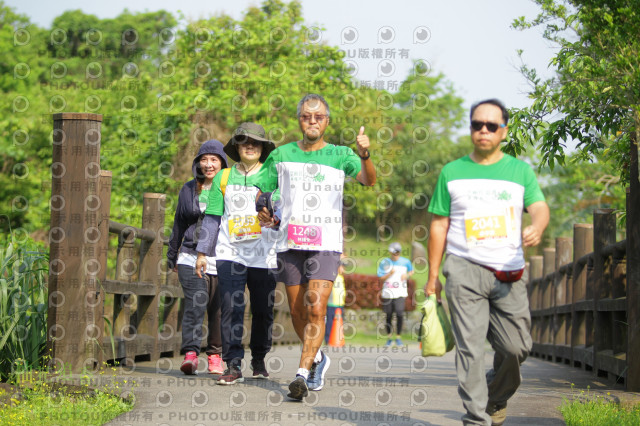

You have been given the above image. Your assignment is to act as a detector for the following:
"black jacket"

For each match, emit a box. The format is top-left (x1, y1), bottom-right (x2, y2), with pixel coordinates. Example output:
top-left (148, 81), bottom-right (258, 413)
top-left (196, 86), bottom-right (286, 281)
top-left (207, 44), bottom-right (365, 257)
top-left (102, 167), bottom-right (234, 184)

top-left (166, 140), bottom-right (227, 269)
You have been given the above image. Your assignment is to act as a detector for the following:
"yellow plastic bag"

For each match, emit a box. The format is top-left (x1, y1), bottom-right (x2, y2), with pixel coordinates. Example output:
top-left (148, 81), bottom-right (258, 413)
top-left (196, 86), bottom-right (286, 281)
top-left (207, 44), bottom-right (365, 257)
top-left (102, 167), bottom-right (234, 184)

top-left (419, 295), bottom-right (455, 357)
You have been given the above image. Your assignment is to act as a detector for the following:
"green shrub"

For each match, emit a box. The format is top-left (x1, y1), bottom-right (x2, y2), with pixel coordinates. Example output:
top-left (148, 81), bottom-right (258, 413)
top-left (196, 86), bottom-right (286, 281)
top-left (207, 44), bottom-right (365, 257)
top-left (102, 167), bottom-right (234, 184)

top-left (561, 386), bottom-right (640, 426)
top-left (0, 237), bottom-right (48, 381)
top-left (0, 378), bottom-right (133, 425)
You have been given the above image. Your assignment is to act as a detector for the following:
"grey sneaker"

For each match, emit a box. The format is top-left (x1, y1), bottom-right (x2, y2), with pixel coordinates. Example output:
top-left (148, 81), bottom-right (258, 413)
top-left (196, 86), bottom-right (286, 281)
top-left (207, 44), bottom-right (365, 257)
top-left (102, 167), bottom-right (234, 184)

top-left (287, 376), bottom-right (309, 400)
top-left (307, 351), bottom-right (331, 391)
top-left (486, 402), bottom-right (507, 426)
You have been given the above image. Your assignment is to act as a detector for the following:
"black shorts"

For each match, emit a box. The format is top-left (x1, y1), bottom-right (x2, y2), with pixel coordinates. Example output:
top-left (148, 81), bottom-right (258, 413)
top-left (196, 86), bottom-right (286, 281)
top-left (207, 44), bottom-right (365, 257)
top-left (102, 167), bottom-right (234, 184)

top-left (275, 250), bottom-right (341, 286)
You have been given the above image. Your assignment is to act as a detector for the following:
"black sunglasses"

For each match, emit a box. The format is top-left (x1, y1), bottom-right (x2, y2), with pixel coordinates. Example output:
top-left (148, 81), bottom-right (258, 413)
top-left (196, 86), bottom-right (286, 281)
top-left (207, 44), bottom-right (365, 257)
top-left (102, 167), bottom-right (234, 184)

top-left (471, 120), bottom-right (506, 133)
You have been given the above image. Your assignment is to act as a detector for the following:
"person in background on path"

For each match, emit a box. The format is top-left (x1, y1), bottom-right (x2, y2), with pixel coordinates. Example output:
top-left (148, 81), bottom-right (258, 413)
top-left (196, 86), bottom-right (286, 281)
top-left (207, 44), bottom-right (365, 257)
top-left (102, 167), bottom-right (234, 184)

top-left (257, 93), bottom-right (377, 401)
top-left (425, 99), bottom-right (549, 426)
top-left (377, 242), bottom-right (413, 347)
top-left (167, 140), bottom-right (227, 376)
top-left (325, 257), bottom-right (346, 344)
top-left (195, 123), bottom-right (278, 385)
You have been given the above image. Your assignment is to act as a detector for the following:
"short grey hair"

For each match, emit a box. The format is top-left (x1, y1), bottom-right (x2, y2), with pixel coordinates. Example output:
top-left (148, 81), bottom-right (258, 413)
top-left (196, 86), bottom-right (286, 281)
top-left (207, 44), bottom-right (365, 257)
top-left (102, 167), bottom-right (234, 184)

top-left (297, 94), bottom-right (330, 117)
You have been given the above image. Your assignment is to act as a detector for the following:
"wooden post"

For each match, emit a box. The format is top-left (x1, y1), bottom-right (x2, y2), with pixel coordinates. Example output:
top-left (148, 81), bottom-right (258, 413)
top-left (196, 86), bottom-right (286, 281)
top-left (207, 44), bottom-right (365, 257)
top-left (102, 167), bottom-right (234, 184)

top-left (90, 170), bottom-right (111, 369)
top-left (137, 193), bottom-right (165, 360)
top-left (571, 223), bottom-right (593, 367)
top-left (573, 224), bottom-right (593, 302)
top-left (530, 256), bottom-right (543, 311)
top-left (159, 196), bottom-right (181, 356)
top-left (555, 238), bottom-right (572, 306)
top-left (627, 128), bottom-right (640, 391)
top-left (112, 229), bottom-right (136, 361)
top-left (542, 248), bottom-right (556, 310)
top-left (541, 248), bottom-right (555, 358)
top-left (555, 237), bottom-right (572, 360)
top-left (48, 113), bottom-right (103, 373)
top-left (529, 256), bottom-right (543, 347)
top-left (593, 209), bottom-right (616, 375)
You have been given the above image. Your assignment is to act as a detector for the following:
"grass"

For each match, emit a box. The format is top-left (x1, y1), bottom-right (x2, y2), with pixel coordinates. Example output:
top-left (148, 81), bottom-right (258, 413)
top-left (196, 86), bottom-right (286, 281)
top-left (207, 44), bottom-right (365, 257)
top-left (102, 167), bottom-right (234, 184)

top-left (0, 376), bottom-right (133, 426)
top-left (0, 235), bottom-right (133, 424)
top-left (561, 386), bottom-right (640, 425)
top-left (0, 237), bottom-right (48, 381)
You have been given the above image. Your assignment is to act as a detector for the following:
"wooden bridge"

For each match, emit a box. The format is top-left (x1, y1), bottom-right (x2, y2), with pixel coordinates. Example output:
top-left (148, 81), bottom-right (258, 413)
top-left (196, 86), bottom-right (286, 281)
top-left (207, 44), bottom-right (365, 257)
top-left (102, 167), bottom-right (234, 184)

top-left (47, 113), bottom-right (640, 391)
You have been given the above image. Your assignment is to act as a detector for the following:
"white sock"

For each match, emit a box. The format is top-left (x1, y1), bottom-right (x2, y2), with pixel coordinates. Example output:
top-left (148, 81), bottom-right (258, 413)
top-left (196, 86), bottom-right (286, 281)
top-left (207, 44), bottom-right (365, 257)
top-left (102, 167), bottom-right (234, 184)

top-left (314, 350), bottom-right (323, 363)
top-left (296, 368), bottom-right (309, 379)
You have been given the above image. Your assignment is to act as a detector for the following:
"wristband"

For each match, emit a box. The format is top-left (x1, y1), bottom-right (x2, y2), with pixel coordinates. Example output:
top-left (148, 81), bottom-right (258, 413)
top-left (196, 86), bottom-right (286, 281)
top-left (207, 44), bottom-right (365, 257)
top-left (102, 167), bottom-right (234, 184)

top-left (359, 150), bottom-right (370, 160)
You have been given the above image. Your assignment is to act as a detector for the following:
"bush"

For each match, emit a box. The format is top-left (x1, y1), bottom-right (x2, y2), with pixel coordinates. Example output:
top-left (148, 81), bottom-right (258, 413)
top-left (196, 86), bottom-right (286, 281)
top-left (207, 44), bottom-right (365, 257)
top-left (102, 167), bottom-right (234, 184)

top-left (0, 237), bottom-right (48, 381)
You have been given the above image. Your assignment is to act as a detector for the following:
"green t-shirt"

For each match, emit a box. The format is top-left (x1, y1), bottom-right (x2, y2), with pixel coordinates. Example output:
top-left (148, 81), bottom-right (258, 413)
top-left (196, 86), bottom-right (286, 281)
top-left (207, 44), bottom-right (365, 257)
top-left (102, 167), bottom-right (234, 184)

top-left (258, 141), bottom-right (362, 253)
top-left (428, 154), bottom-right (545, 270)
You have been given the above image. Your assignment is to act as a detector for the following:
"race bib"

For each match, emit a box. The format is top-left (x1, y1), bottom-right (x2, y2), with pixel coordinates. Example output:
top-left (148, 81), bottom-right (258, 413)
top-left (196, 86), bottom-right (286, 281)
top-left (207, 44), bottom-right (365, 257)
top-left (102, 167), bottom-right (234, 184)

top-left (287, 224), bottom-right (322, 247)
top-left (464, 208), bottom-right (511, 247)
top-left (228, 215), bottom-right (262, 242)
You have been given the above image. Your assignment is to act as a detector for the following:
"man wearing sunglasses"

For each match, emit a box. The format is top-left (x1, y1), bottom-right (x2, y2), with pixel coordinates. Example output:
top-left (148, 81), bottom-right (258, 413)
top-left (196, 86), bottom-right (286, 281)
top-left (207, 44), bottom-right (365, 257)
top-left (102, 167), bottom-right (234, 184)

top-left (425, 99), bottom-right (549, 425)
top-left (257, 93), bottom-right (377, 401)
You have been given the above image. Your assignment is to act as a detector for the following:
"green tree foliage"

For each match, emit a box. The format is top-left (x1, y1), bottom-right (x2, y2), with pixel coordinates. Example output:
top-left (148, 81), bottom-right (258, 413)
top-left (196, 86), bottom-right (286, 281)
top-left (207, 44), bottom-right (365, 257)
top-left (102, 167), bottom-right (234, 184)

top-left (0, 0), bottom-right (467, 240)
top-left (539, 151), bottom-right (626, 241)
top-left (509, 0), bottom-right (640, 184)
top-left (353, 71), bottom-right (468, 239)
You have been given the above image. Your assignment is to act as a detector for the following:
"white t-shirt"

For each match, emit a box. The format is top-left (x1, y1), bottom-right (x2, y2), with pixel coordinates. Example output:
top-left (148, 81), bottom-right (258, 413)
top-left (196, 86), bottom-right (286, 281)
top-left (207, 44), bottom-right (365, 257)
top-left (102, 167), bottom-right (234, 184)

top-left (377, 256), bottom-right (413, 299)
top-left (205, 166), bottom-right (277, 268)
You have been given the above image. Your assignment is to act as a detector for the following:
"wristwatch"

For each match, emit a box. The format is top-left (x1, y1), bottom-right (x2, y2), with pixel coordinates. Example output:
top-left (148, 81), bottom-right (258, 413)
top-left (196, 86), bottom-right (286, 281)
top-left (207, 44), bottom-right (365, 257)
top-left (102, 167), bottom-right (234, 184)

top-left (359, 150), bottom-right (370, 160)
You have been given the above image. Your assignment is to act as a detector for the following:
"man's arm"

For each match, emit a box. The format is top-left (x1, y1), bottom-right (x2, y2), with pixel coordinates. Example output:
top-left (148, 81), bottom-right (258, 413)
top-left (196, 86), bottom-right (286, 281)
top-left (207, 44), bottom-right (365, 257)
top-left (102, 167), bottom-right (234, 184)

top-left (356, 158), bottom-right (376, 186)
top-left (522, 200), bottom-right (549, 247)
top-left (378, 267), bottom-right (395, 284)
top-left (355, 126), bottom-right (376, 186)
top-left (424, 214), bottom-right (450, 301)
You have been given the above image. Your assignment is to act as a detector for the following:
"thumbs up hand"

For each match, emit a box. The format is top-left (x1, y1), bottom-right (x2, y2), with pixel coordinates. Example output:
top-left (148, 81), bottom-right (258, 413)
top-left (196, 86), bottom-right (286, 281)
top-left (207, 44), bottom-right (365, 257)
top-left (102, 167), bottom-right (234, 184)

top-left (356, 126), bottom-right (370, 159)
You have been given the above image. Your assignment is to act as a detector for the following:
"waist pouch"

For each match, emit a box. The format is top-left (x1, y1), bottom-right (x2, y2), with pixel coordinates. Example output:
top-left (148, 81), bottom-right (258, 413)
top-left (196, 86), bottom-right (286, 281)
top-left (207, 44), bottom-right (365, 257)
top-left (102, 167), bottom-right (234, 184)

top-left (480, 264), bottom-right (525, 283)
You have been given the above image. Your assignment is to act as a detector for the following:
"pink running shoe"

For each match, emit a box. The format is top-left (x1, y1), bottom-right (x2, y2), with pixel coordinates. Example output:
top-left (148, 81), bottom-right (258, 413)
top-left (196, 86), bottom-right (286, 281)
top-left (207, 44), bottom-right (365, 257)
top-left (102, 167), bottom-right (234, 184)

top-left (180, 351), bottom-right (198, 375)
top-left (208, 354), bottom-right (224, 374)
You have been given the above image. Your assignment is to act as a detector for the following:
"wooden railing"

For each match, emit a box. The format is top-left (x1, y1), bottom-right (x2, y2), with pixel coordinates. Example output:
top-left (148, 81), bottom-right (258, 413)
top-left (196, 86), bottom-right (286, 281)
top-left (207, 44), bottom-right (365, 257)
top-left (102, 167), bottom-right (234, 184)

top-left (47, 113), bottom-right (296, 373)
top-left (528, 207), bottom-right (638, 390)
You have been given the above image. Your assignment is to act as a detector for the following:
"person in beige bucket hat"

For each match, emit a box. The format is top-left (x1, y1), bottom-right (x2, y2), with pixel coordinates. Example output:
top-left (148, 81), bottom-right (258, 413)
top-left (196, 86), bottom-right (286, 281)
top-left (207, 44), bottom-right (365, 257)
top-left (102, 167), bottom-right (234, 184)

top-left (195, 122), bottom-right (279, 385)
top-left (224, 122), bottom-right (276, 164)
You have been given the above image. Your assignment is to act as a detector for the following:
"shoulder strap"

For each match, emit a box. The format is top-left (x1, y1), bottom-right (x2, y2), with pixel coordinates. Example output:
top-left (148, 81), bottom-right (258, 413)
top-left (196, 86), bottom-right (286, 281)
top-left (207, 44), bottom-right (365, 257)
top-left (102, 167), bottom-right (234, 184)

top-left (220, 168), bottom-right (231, 196)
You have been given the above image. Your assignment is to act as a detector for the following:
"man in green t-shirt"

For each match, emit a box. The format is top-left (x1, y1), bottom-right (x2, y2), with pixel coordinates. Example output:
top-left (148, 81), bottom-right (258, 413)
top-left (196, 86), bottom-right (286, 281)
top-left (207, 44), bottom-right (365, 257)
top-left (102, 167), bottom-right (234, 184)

top-left (425, 99), bottom-right (549, 426)
top-left (257, 94), bottom-right (376, 400)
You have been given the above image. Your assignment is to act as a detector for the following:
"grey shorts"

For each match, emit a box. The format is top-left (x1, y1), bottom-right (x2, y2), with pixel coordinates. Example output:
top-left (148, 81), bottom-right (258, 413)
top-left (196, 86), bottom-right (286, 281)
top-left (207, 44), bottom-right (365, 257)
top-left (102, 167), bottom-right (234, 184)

top-left (276, 250), bottom-right (341, 286)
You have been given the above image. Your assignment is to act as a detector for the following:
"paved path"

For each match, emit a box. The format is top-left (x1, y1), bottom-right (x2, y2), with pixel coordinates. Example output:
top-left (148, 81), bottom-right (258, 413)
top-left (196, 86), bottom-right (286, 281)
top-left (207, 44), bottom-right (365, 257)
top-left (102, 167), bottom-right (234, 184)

top-left (103, 342), bottom-right (638, 425)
